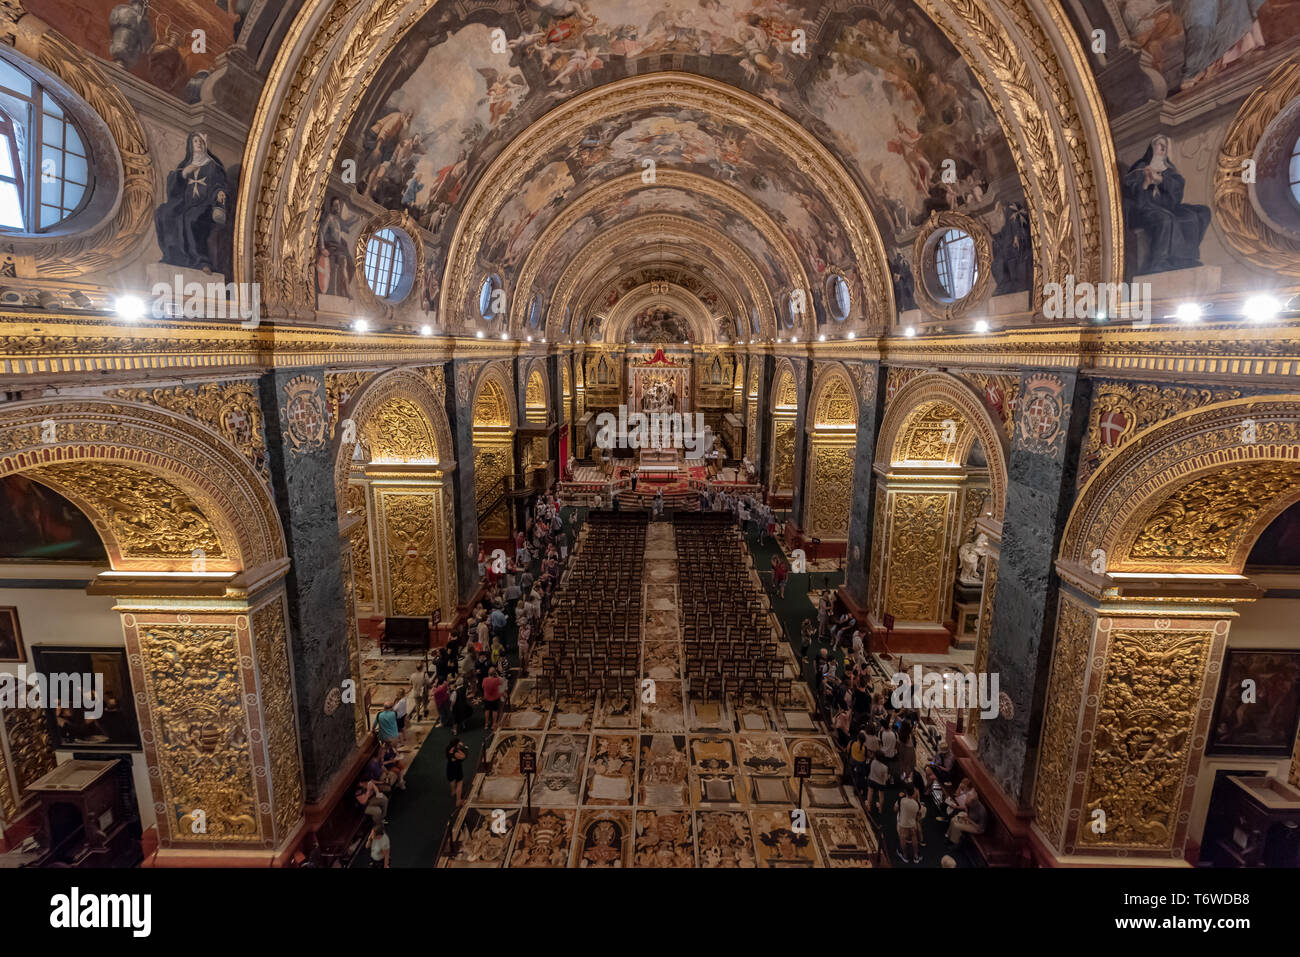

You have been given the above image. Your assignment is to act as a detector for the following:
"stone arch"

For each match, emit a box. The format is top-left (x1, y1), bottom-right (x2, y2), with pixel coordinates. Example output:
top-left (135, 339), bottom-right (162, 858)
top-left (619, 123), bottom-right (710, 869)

top-left (472, 365), bottom-right (516, 430)
top-left (471, 363), bottom-right (517, 538)
top-left (0, 399), bottom-right (285, 572)
top-left (1059, 395), bottom-right (1300, 577)
top-left (768, 360), bottom-right (799, 494)
top-left (804, 363), bottom-right (859, 541)
top-left (875, 372), bottom-right (1008, 521)
top-left (524, 360), bottom-right (550, 426)
top-left (333, 368), bottom-right (454, 513)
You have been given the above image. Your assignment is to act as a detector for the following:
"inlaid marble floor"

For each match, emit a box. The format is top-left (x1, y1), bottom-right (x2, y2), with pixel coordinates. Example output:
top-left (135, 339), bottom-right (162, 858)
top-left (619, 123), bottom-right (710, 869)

top-left (441, 523), bottom-right (878, 868)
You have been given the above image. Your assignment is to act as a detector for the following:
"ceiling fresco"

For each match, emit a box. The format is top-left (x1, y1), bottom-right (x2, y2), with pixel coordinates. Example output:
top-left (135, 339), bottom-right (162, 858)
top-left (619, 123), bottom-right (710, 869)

top-left (337, 0), bottom-right (1032, 327)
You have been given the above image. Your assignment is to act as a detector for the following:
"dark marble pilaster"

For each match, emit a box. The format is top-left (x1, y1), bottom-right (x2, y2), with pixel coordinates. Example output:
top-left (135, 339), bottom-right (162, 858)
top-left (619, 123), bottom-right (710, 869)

top-left (981, 371), bottom-right (1093, 808)
top-left (257, 369), bottom-right (351, 801)
top-left (789, 357), bottom-right (813, 523)
top-left (448, 360), bottom-right (481, 604)
top-left (755, 354), bottom-right (775, 485)
top-left (843, 361), bottom-right (884, 606)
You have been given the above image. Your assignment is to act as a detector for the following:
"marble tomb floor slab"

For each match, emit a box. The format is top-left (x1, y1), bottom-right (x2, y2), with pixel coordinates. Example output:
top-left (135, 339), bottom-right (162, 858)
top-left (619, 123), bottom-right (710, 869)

top-left (442, 522), bottom-right (875, 867)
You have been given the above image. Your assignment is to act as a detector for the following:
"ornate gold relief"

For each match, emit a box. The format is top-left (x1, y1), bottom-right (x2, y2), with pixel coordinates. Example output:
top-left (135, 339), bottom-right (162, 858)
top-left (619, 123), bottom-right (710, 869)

top-left (326, 371), bottom-right (379, 439)
top-left (344, 482), bottom-right (374, 608)
top-left (1213, 56), bottom-right (1300, 276)
top-left (867, 484), bottom-right (886, 622)
top-left (1079, 625), bottom-right (1214, 851)
top-left (770, 418), bottom-right (795, 492)
top-left (967, 556), bottom-right (998, 743)
top-left (807, 442), bottom-right (854, 540)
top-left (0, 400), bottom-right (285, 570)
top-left (362, 397), bottom-right (439, 462)
top-left (1032, 596), bottom-right (1094, 848)
top-left (474, 443), bottom-right (512, 537)
top-left (108, 382), bottom-right (269, 483)
top-left (813, 375), bottom-right (856, 428)
top-left (885, 367), bottom-right (924, 406)
top-left (281, 375), bottom-right (329, 453)
top-left (959, 372), bottom-right (1019, 437)
top-left (892, 400), bottom-right (968, 464)
top-left (1078, 382), bottom-right (1243, 487)
top-left (473, 377), bottom-right (512, 429)
top-left (1, 702), bottom-right (55, 809)
top-left (382, 492), bottom-right (442, 616)
top-left (137, 621), bottom-right (262, 844)
top-left (1063, 397), bottom-right (1300, 575)
top-left (884, 491), bottom-right (951, 622)
top-left (251, 599), bottom-right (305, 844)
top-left (31, 462), bottom-right (226, 561)
top-left (1127, 463), bottom-right (1300, 565)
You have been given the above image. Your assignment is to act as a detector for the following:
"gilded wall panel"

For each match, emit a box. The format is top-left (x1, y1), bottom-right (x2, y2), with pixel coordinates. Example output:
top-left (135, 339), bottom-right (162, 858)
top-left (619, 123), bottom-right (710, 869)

top-left (474, 442), bottom-right (513, 538)
top-left (807, 441), bottom-right (854, 540)
top-left (251, 599), bottom-right (305, 845)
top-left (344, 481), bottom-right (374, 610)
top-left (967, 556), bottom-right (998, 744)
top-left (884, 491), bottom-right (951, 623)
top-left (867, 484), bottom-right (886, 622)
top-left (1078, 624), bottom-right (1216, 852)
top-left (381, 491), bottom-right (442, 617)
top-left (1032, 596), bottom-right (1095, 849)
top-left (135, 621), bottom-right (262, 844)
top-left (771, 418), bottom-right (795, 492)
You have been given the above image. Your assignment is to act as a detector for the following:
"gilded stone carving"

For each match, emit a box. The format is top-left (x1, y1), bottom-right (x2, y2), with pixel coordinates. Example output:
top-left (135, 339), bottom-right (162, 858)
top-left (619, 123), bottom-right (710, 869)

top-left (363, 397), bottom-right (439, 462)
top-left (770, 419), bottom-right (795, 491)
top-left (1078, 382), bottom-right (1243, 486)
top-left (32, 463), bottom-right (225, 560)
top-left (383, 492), bottom-right (441, 616)
top-left (1128, 463), bottom-right (1300, 564)
top-left (418, 366), bottom-right (447, 405)
top-left (959, 372), bottom-right (1019, 437)
top-left (1062, 399), bottom-right (1300, 573)
top-left (1079, 626), bottom-right (1213, 850)
top-left (251, 600), bottom-right (305, 844)
top-left (108, 382), bottom-right (269, 482)
top-left (867, 484), bottom-right (886, 621)
top-left (1213, 56), bottom-right (1300, 277)
top-left (967, 557), bottom-right (998, 743)
top-left (326, 371), bottom-right (379, 440)
top-left (814, 376), bottom-right (856, 428)
top-left (340, 544), bottom-right (368, 742)
top-left (892, 400), bottom-right (967, 464)
top-left (884, 492), bottom-right (950, 622)
top-left (473, 378), bottom-right (512, 429)
top-left (1016, 373), bottom-right (1068, 457)
top-left (960, 485), bottom-right (990, 541)
top-left (138, 622), bottom-right (262, 843)
top-left (281, 375), bottom-right (329, 453)
top-left (0, 400), bottom-right (284, 569)
top-left (885, 367), bottom-right (924, 406)
top-left (345, 482), bottom-right (374, 608)
top-left (1, 702), bottom-right (55, 807)
top-left (1032, 596), bottom-right (1094, 848)
top-left (808, 443), bottom-right (854, 540)
top-left (474, 445), bottom-right (512, 536)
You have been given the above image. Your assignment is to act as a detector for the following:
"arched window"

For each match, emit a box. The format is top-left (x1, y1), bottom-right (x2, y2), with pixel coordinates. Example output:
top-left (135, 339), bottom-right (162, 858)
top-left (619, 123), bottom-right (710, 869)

top-left (0, 57), bottom-right (89, 233)
top-left (709, 356), bottom-right (724, 384)
top-left (596, 355), bottom-right (613, 385)
top-left (934, 229), bottom-right (978, 300)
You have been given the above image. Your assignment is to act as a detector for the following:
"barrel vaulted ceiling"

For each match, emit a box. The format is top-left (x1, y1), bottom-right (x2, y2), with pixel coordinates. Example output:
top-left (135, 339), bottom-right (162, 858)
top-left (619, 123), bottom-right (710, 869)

top-left (235, 0), bottom-right (1121, 338)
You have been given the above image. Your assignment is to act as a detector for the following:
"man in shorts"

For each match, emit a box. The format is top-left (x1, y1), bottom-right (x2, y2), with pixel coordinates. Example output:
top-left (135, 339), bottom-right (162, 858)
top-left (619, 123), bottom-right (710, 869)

top-left (896, 783), bottom-right (925, 864)
top-left (481, 666), bottom-right (504, 733)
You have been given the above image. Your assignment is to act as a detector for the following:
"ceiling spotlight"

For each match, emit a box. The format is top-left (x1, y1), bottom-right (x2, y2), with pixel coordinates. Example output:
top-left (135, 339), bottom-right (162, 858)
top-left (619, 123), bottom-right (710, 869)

top-left (1243, 294), bottom-right (1281, 323)
top-left (790, 336), bottom-right (798, 343)
top-left (419, 324), bottom-right (433, 336)
top-left (541, 338), bottom-right (546, 343)
top-left (903, 326), bottom-right (916, 338)
top-left (818, 333), bottom-right (827, 342)
top-left (351, 318), bottom-right (369, 333)
top-left (847, 331), bottom-right (856, 339)
top-left (973, 319), bottom-right (990, 334)
top-left (682, 340), bottom-right (689, 345)
top-left (475, 329), bottom-right (485, 339)
top-left (116, 295), bottom-right (146, 321)
top-left (777, 337), bottom-right (783, 343)
top-left (526, 334), bottom-right (533, 342)
top-left (1174, 302), bottom-right (1202, 323)
top-left (501, 332), bottom-right (509, 340)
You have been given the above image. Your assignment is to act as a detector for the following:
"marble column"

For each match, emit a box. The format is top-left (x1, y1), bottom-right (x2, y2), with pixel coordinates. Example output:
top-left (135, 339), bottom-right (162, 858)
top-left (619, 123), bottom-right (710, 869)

top-left (755, 355), bottom-right (775, 486)
top-left (789, 357), bottom-right (813, 525)
top-left (841, 361), bottom-right (883, 609)
top-left (448, 360), bottom-right (481, 605)
top-left (980, 371), bottom-right (1092, 808)
top-left (257, 369), bottom-right (353, 800)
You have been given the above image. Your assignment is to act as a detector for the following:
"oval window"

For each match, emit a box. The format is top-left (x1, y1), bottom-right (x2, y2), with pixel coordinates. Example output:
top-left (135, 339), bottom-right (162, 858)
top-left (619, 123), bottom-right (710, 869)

top-left (478, 274), bottom-right (502, 321)
top-left (527, 294), bottom-right (543, 328)
top-left (1290, 133), bottom-right (1300, 207)
top-left (933, 229), bottom-right (977, 300)
top-left (827, 274), bottom-right (851, 321)
top-left (363, 227), bottom-right (411, 300)
top-left (0, 56), bottom-right (91, 233)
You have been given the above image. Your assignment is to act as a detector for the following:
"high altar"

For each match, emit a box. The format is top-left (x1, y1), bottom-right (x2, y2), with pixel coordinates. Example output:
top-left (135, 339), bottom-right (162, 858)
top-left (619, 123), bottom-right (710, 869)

top-left (630, 349), bottom-right (690, 480)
